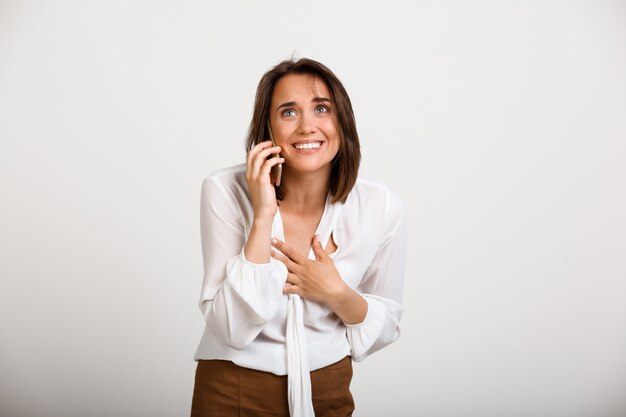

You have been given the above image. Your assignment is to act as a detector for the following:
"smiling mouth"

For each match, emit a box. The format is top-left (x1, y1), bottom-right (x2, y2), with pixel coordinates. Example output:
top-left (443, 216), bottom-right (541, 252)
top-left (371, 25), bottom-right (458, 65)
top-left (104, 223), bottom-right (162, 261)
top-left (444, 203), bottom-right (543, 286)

top-left (293, 141), bottom-right (323, 150)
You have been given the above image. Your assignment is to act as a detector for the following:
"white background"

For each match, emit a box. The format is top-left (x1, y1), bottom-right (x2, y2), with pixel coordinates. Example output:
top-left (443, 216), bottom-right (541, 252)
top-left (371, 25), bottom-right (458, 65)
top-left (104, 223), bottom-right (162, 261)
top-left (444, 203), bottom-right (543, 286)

top-left (1, 1), bottom-right (625, 416)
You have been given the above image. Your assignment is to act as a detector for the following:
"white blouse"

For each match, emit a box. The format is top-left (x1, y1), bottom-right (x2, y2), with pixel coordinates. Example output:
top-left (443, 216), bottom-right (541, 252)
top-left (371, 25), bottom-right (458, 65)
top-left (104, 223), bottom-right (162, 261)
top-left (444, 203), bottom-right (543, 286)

top-left (193, 163), bottom-right (407, 416)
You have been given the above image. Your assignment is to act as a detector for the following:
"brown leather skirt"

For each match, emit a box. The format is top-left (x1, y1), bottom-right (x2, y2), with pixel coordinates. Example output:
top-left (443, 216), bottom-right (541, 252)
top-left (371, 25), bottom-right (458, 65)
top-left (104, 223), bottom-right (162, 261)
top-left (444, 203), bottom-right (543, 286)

top-left (191, 356), bottom-right (354, 417)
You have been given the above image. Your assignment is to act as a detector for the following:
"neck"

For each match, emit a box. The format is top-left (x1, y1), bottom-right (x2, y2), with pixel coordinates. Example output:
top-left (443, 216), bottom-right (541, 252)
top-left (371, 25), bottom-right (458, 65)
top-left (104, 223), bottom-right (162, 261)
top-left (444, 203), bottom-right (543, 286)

top-left (279, 165), bottom-right (331, 215)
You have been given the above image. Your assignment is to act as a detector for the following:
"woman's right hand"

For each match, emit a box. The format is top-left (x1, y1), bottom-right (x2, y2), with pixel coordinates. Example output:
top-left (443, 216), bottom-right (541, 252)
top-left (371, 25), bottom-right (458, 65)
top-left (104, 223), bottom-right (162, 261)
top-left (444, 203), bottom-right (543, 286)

top-left (245, 141), bottom-right (284, 222)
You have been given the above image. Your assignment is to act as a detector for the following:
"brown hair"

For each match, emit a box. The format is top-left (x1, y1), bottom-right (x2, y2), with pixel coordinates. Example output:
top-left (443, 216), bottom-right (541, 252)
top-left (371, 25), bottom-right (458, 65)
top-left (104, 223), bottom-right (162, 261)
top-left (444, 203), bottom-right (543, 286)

top-left (245, 58), bottom-right (361, 204)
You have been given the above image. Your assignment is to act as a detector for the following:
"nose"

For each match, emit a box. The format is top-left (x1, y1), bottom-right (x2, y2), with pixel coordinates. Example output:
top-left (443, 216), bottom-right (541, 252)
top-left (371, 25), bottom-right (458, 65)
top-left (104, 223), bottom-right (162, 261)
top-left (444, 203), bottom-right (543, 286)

top-left (297, 112), bottom-right (316, 135)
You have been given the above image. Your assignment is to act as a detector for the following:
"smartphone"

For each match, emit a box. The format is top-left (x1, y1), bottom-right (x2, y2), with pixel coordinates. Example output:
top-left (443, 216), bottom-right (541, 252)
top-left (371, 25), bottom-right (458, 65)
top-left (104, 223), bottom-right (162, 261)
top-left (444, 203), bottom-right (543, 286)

top-left (267, 123), bottom-right (282, 187)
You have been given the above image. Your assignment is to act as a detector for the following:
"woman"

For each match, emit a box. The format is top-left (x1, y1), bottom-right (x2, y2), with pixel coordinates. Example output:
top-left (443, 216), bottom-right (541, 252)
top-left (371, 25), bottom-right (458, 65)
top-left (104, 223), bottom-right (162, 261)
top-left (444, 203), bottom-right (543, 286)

top-left (191, 58), bottom-right (407, 417)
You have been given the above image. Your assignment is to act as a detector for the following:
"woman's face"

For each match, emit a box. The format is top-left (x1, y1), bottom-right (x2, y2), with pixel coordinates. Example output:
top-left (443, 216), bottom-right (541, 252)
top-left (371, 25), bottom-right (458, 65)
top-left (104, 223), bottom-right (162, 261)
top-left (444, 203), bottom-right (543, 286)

top-left (269, 74), bottom-right (340, 175)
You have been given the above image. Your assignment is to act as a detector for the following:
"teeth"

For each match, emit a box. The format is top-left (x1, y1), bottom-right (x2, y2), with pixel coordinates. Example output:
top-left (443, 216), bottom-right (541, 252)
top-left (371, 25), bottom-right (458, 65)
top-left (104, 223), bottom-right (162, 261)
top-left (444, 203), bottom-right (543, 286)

top-left (294, 142), bottom-right (321, 150)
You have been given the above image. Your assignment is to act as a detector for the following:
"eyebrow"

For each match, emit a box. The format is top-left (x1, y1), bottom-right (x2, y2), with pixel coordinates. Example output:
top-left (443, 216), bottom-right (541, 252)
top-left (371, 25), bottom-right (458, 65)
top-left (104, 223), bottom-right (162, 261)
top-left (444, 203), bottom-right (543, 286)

top-left (276, 97), bottom-right (332, 110)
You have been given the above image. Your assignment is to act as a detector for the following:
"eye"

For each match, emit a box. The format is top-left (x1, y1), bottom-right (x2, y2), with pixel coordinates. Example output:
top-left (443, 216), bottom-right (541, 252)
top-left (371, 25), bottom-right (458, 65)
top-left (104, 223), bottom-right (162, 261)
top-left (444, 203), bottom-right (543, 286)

top-left (281, 108), bottom-right (296, 117)
top-left (314, 105), bottom-right (329, 114)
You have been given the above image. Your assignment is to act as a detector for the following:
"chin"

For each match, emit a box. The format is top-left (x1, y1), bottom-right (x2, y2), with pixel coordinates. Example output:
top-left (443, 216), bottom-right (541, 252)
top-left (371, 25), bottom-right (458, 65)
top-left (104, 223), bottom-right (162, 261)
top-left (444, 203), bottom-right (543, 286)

top-left (285, 159), bottom-right (332, 174)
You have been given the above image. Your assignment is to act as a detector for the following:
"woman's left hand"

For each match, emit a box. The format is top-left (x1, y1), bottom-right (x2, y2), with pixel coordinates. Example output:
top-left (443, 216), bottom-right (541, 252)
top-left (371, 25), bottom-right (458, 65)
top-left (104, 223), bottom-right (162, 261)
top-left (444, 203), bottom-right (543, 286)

top-left (271, 235), bottom-right (347, 306)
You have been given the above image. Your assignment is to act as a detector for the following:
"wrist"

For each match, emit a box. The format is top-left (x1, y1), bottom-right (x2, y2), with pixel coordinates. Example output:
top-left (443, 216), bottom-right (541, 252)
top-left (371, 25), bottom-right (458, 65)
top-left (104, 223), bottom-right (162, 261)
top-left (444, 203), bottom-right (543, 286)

top-left (327, 284), bottom-right (368, 325)
top-left (243, 216), bottom-right (275, 264)
top-left (326, 283), bottom-right (352, 311)
top-left (252, 215), bottom-right (274, 229)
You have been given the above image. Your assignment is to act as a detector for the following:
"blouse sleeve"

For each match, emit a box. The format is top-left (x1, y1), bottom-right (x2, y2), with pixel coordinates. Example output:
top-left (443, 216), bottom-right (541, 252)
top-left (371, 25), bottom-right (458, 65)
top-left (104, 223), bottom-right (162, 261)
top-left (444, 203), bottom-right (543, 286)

top-left (198, 176), bottom-right (288, 350)
top-left (345, 189), bottom-right (407, 362)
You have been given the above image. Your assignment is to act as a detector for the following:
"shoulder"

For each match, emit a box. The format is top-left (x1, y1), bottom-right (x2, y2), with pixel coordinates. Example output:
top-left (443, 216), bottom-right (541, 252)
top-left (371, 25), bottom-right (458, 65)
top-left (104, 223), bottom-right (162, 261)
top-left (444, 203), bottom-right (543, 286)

top-left (347, 177), bottom-right (405, 220)
top-left (201, 163), bottom-right (250, 210)
top-left (202, 163), bottom-right (248, 196)
top-left (203, 163), bottom-right (246, 187)
top-left (341, 177), bottom-right (406, 243)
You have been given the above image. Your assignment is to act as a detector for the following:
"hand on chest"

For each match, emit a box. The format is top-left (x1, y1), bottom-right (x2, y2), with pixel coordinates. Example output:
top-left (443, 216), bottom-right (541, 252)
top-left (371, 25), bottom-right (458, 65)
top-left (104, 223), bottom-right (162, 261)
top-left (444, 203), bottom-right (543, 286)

top-left (274, 205), bottom-right (380, 290)
top-left (280, 210), bottom-right (338, 259)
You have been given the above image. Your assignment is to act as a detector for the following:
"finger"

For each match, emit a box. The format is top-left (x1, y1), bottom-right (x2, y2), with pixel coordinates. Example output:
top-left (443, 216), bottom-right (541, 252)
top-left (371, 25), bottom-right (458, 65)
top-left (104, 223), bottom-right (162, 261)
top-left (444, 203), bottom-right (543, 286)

top-left (271, 238), bottom-right (306, 264)
top-left (253, 145), bottom-right (282, 168)
top-left (283, 284), bottom-right (302, 297)
top-left (310, 234), bottom-right (328, 262)
top-left (257, 145), bottom-right (283, 159)
top-left (246, 142), bottom-right (276, 179)
top-left (246, 141), bottom-right (273, 175)
top-left (271, 249), bottom-right (298, 271)
top-left (250, 148), bottom-right (281, 182)
top-left (285, 272), bottom-right (301, 285)
top-left (260, 156), bottom-right (285, 179)
top-left (250, 146), bottom-right (282, 179)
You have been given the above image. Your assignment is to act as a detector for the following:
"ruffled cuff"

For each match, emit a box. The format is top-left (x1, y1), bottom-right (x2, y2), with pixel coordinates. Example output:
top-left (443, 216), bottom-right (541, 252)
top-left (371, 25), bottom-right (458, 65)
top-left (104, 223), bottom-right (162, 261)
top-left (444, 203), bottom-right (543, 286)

top-left (223, 248), bottom-right (288, 322)
top-left (345, 295), bottom-right (402, 362)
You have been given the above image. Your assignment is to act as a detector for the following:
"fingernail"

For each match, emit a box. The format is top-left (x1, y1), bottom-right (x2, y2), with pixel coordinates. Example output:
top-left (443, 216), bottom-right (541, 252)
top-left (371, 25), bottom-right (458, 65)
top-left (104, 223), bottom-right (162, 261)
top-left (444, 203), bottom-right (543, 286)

top-left (315, 234), bottom-right (320, 243)
top-left (271, 238), bottom-right (277, 245)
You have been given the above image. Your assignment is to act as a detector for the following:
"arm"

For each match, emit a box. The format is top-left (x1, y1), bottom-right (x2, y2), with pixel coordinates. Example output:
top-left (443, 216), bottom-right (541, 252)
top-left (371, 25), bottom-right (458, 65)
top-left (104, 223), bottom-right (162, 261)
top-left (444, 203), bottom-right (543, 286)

top-left (345, 189), bottom-right (408, 362)
top-left (198, 175), bottom-right (287, 350)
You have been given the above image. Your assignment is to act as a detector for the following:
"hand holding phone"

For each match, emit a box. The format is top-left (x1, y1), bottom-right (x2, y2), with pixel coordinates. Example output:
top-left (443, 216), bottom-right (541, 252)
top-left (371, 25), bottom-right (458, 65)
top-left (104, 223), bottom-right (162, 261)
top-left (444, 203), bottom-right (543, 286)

top-left (267, 124), bottom-right (282, 187)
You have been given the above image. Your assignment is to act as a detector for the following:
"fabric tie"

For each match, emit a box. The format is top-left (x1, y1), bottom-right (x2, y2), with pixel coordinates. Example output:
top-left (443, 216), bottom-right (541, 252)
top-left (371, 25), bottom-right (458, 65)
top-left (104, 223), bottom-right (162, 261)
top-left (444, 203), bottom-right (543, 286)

top-left (286, 293), bottom-right (315, 417)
